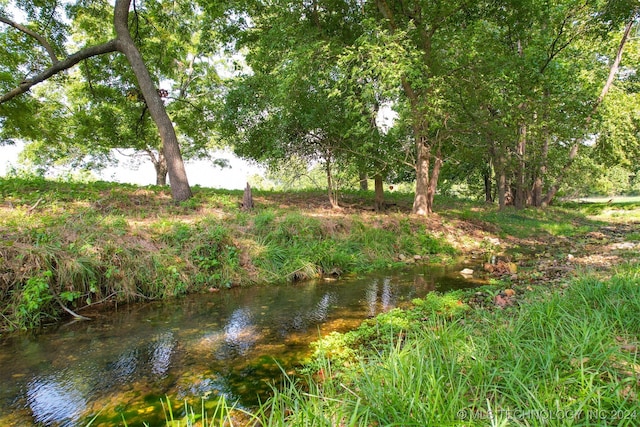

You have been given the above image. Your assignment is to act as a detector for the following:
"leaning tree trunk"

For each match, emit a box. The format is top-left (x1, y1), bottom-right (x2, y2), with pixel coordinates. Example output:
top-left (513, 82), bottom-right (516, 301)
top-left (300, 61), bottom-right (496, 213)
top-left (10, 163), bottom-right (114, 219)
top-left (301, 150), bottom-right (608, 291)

top-left (113, 0), bottom-right (192, 201)
top-left (542, 16), bottom-right (635, 207)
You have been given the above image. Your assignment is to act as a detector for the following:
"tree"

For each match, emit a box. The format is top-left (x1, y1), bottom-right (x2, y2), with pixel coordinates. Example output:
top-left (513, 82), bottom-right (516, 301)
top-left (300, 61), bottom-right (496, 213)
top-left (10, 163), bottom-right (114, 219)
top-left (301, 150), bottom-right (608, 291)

top-left (223, 55), bottom-right (357, 208)
top-left (221, 0), bottom-right (381, 209)
top-left (449, 0), bottom-right (638, 208)
top-left (542, 5), bottom-right (639, 205)
top-left (0, 0), bottom-right (192, 201)
top-left (365, 0), bottom-right (477, 215)
top-left (5, 0), bottom-right (223, 186)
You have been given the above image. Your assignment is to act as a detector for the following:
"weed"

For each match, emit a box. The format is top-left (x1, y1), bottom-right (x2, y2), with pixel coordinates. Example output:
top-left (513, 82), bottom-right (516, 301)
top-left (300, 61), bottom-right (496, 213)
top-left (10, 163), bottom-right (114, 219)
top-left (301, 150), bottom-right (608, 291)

top-left (16, 270), bottom-right (53, 329)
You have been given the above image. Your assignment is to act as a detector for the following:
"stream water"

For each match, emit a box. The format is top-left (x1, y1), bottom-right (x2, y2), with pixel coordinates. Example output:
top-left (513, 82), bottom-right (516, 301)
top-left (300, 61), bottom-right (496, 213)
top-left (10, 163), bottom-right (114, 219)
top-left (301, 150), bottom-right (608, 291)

top-left (0, 264), bottom-right (479, 426)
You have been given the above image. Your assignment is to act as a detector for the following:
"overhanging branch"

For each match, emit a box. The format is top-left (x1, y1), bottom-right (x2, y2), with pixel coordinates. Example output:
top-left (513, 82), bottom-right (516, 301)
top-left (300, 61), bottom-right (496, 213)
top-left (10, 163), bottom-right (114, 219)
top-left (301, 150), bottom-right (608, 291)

top-left (0, 14), bottom-right (60, 63)
top-left (0, 39), bottom-right (119, 104)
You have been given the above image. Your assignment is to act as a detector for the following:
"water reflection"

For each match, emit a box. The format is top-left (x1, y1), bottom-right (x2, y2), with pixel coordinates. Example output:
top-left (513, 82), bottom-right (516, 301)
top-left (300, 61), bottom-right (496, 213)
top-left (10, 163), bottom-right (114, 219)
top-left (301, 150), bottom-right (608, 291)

top-left (290, 292), bottom-right (336, 329)
top-left (223, 308), bottom-right (258, 357)
top-left (26, 370), bottom-right (86, 426)
top-left (150, 332), bottom-right (176, 377)
top-left (365, 277), bottom-right (395, 316)
top-left (0, 264), bottom-right (476, 426)
top-left (106, 348), bottom-right (139, 384)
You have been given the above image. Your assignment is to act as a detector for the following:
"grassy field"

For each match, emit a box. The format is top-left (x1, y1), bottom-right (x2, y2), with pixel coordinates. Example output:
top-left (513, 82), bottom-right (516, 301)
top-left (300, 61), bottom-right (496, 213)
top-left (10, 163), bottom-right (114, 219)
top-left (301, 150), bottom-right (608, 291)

top-left (2, 176), bottom-right (640, 425)
top-left (2, 176), bottom-right (639, 332)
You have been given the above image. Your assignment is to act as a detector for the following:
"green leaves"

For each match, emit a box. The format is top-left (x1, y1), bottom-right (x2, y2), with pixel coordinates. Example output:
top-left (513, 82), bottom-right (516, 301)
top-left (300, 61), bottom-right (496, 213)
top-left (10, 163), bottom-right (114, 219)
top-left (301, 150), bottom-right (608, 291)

top-left (16, 270), bottom-right (53, 329)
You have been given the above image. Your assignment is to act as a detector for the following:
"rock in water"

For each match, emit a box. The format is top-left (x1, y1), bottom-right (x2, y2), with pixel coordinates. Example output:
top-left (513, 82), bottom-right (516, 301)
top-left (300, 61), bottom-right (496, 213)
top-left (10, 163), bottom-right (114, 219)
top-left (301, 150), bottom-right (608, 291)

top-left (460, 268), bottom-right (474, 277)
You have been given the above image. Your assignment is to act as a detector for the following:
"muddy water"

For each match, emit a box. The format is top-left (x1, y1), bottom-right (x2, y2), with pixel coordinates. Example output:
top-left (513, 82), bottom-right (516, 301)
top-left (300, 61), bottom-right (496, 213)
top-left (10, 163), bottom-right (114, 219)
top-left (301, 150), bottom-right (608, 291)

top-left (0, 264), bottom-right (478, 426)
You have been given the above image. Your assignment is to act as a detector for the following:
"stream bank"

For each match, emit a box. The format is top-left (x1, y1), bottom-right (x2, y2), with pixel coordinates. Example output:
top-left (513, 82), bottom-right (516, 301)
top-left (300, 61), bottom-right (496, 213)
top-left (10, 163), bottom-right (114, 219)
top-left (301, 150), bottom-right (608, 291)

top-left (0, 263), bottom-right (478, 426)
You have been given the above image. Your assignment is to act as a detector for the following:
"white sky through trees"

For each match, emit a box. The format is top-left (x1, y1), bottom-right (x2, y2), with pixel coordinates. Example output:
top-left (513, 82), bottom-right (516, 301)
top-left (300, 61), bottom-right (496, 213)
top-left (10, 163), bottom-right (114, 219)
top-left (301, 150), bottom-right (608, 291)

top-left (1, 143), bottom-right (262, 190)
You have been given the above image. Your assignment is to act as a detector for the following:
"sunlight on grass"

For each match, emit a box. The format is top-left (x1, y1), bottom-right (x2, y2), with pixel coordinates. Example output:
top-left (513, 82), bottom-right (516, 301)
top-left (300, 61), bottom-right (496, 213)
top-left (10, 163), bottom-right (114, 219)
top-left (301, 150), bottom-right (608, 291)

top-left (222, 267), bottom-right (640, 426)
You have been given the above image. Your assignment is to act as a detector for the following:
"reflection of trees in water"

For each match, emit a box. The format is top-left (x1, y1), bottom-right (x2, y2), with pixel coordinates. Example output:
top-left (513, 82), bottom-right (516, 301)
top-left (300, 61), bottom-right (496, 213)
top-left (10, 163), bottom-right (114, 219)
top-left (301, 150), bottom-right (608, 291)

top-left (26, 369), bottom-right (87, 426)
top-left (278, 292), bottom-right (337, 337)
top-left (223, 308), bottom-right (258, 356)
top-left (381, 278), bottom-right (392, 311)
top-left (366, 277), bottom-right (394, 317)
top-left (366, 280), bottom-right (378, 317)
top-left (307, 293), bottom-right (334, 322)
top-left (150, 332), bottom-right (176, 377)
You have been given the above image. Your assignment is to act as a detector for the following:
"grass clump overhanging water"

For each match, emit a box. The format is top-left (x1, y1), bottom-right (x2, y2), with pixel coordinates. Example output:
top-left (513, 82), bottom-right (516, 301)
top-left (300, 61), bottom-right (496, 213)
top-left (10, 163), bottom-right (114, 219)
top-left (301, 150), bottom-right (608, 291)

top-left (0, 176), bottom-right (460, 331)
top-left (241, 265), bottom-right (640, 427)
top-left (1, 174), bottom-right (631, 332)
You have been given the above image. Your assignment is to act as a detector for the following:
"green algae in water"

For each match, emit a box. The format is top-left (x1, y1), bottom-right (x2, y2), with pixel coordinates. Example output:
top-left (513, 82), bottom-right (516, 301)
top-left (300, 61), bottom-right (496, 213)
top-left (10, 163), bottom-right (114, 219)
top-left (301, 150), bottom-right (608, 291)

top-left (1, 264), bottom-right (478, 426)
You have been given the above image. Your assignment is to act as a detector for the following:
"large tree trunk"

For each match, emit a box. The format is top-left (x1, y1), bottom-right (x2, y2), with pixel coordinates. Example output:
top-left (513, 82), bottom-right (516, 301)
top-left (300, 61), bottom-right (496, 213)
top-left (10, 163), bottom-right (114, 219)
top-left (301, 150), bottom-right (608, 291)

top-left (413, 133), bottom-right (431, 215)
top-left (405, 80), bottom-right (433, 215)
top-left (113, 0), bottom-right (192, 201)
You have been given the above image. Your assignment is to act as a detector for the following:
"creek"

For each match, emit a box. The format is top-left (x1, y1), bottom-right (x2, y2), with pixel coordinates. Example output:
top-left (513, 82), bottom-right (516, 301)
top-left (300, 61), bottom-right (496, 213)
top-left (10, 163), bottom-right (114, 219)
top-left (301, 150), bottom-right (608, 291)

top-left (0, 263), bottom-right (479, 426)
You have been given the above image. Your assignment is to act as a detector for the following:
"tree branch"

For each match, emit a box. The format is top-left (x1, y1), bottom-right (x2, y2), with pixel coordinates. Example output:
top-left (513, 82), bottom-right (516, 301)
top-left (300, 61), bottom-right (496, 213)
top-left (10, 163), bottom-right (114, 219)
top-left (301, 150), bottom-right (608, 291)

top-left (541, 15), bottom-right (636, 206)
top-left (0, 14), bottom-right (60, 64)
top-left (0, 39), bottom-right (118, 104)
top-left (592, 16), bottom-right (635, 109)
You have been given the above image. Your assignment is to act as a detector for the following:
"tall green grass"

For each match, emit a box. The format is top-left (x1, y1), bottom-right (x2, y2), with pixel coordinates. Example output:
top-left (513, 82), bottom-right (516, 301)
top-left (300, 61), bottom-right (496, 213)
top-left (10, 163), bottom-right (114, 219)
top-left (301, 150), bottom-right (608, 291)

top-left (248, 212), bottom-right (455, 283)
top-left (248, 265), bottom-right (640, 426)
top-left (0, 177), bottom-right (456, 330)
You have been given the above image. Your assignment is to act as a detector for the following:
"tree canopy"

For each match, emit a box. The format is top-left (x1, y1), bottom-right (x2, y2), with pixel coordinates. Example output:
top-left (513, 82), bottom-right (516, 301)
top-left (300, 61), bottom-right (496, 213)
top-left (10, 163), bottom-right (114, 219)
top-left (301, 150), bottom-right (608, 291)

top-left (1, 0), bottom-right (638, 210)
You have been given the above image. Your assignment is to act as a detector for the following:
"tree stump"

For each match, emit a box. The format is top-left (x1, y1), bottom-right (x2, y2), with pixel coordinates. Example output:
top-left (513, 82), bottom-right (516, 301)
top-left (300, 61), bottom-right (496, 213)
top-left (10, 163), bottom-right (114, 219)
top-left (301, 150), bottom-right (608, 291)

top-left (242, 182), bottom-right (254, 211)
